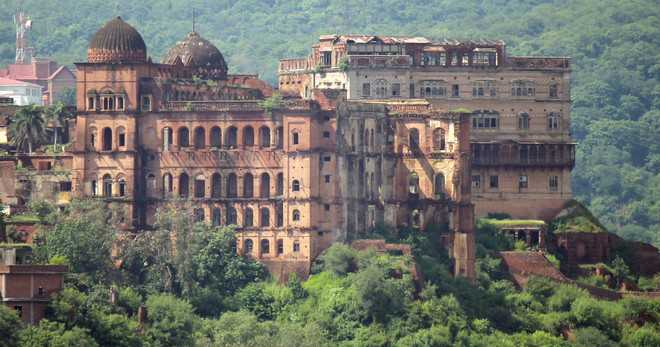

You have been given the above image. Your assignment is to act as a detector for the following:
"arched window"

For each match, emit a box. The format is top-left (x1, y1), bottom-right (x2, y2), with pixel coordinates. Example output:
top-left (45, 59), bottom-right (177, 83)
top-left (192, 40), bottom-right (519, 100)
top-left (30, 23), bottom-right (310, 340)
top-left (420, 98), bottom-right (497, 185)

top-left (260, 126), bottom-right (271, 147)
top-left (210, 126), bottom-right (221, 147)
top-left (276, 126), bottom-right (284, 149)
top-left (409, 128), bottom-right (419, 148)
top-left (118, 176), bottom-right (126, 197)
top-left (226, 127), bottom-right (238, 148)
top-left (411, 209), bottom-right (421, 228)
top-left (163, 173), bottom-right (173, 196)
top-left (260, 207), bottom-right (270, 227)
top-left (277, 239), bottom-right (284, 255)
top-left (292, 209), bottom-right (301, 221)
top-left (147, 174), bottom-right (156, 196)
top-left (227, 207), bottom-right (237, 225)
top-left (178, 127), bottom-right (189, 147)
top-left (409, 172), bottom-right (419, 195)
top-left (243, 173), bottom-right (254, 197)
top-left (102, 174), bottom-right (112, 197)
top-left (179, 173), bottom-right (189, 197)
top-left (292, 179), bottom-right (300, 192)
top-left (227, 173), bottom-right (237, 197)
top-left (276, 173), bottom-right (284, 196)
top-left (91, 180), bottom-right (97, 196)
top-left (89, 127), bottom-right (97, 150)
top-left (117, 127), bottom-right (126, 148)
top-left (374, 79), bottom-right (389, 98)
top-left (433, 128), bottom-right (445, 151)
top-left (276, 202), bottom-right (284, 227)
top-left (291, 131), bottom-right (300, 145)
top-left (518, 113), bottom-right (530, 130)
top-left (211, 173), bottom-right (222, 198)
top-left (194, 127), bottom-right (205, 149)
top-left (162, 127), bottom-right (173, 150)
top-left (194, 174), bottom-right (205, 198)
top-left (261, 239), bottom-right (270, 254)
top-left (243, 126), bottom-right (254, 146)
top-left (194, 208), bottom-right (205, 222)
top-left (244, 239), bottom-right (253, 254)
top-left (212, 208), bottom-right (221, 226)
top-left (434, 173), bottom-right (445, 198)
top-left (548, 112), bottom-right (560, 130)
top-left (260, 173), bottom-right (270, 198)
top-left (102, 127), bottom-right (112, 151)
top-left (244, 208), bottom-right (253, 227)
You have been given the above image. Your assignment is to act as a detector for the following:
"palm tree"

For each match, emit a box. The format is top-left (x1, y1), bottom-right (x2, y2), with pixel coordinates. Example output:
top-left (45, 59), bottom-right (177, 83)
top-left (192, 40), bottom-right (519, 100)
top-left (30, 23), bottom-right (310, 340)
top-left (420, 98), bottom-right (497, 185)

top-left (45, 102), bottom-right (71, 151)
top-left (10, 104), bottom-right (47, 154)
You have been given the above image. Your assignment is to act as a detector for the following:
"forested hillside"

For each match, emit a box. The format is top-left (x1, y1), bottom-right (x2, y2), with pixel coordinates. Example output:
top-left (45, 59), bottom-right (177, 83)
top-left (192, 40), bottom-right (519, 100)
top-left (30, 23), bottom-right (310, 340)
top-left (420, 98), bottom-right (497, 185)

top-left (1, 0), bottom-right (659, 246)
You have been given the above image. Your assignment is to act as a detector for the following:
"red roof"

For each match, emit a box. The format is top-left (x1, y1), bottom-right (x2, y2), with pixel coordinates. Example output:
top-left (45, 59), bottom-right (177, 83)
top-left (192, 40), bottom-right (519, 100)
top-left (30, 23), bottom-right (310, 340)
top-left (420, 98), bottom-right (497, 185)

top-left (0, 77), bottom-right (41, 88)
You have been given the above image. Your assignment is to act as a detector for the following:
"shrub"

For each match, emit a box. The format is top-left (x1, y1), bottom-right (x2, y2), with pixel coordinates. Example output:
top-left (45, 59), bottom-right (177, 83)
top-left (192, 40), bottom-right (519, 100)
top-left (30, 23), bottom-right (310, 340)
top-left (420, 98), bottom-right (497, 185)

top-left (319, 244), bottom-right (359, 275)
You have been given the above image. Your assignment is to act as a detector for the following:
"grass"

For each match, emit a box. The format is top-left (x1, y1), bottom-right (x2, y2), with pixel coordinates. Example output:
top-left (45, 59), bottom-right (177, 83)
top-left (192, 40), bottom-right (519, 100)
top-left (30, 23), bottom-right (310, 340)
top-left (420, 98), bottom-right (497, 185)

top-left (480, 218), bottom-right (546, 228)
top-left (8, 214), bottom-right (41, 223)
top-left (550, 200), bottom-right (608, 234)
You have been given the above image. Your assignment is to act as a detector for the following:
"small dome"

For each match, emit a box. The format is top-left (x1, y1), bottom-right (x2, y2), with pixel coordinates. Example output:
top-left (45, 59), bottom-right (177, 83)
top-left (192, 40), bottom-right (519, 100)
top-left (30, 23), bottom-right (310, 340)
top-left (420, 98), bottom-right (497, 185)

top-left (163, 31), bottom-right (228, 79)
top-left (88, 17), bottom-right (147, 63)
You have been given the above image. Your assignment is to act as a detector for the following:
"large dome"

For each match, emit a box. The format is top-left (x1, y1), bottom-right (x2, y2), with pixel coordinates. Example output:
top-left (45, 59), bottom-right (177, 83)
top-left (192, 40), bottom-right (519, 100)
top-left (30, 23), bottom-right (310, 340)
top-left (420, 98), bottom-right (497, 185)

top-left (163, 31), bottom-right (228, 78)
top-left (88, 17), bottom-right (147, 63)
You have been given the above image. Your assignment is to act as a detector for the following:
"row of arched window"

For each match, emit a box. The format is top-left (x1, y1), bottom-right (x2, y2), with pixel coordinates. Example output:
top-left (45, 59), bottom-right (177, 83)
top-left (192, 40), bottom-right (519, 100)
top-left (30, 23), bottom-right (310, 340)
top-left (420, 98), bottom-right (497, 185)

top-left (91, 174), bottom-right (127, 197)
top-left (193, 204), bottom-right (303, 227)
top-left (159, 172), bottom-right (291, 199)
top-left (89, 126), bottom-right (127, 151)
top-left (242, 238), bottom-right (301, 256)
top-left (162, 125), bottom-right (284, 150)
top-left (406, 127), bottom-right (446, 151)
top-left (408, 171), bottom-right (446, 198)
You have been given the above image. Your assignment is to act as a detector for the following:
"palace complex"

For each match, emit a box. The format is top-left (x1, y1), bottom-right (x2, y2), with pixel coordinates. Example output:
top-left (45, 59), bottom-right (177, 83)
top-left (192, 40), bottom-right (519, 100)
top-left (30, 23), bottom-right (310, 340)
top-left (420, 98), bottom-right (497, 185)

top-left (2, 18), bottom-right (577, 280)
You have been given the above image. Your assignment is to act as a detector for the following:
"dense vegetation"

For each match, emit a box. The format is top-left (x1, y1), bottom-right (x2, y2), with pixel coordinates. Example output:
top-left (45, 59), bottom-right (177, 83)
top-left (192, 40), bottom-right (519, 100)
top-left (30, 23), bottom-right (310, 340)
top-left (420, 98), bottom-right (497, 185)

top-left (1, 0), bottom-right (658, 246)
top-left (0, 200), bottom-right (657, 346)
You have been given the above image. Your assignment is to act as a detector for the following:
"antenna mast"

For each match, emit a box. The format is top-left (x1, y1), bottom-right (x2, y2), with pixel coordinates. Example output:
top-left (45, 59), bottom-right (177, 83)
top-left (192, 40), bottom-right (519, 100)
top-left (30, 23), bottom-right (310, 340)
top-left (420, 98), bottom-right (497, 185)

top-left (14, 8), bottom-right (34, 64)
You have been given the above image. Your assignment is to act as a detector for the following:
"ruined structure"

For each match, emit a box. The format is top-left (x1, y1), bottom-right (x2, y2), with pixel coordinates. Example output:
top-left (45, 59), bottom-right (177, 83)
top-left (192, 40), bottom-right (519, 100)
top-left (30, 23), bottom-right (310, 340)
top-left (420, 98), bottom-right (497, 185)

top-left (279, 35), bottom-right (575, 220)
top-left (65, 18), bottom-right (475, 279)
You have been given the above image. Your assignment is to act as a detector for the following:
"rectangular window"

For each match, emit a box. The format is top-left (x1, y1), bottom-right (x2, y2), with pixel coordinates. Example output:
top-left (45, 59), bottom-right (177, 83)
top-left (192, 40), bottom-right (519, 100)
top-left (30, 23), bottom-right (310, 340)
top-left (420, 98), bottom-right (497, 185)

top-left (117, 96), bottom-right (124, 110)
top-left (472, 175), bottom-right (481, 190)
top-left (324, 204), bottom-right (330, 211)
top-left (118, 133), bottom-right (126, 147)
top-left (292, 133), bottom-right (299, 145)
top-left (59, 181), bottom-right (72, 192)
top-left (141, 96), bottom-right (151, 111)
top-left (324, 175), bottom-right (331, 183)
top-left (549, 175), bottom-right (559, 192)
top-left (451, 84), bottom-right (459, 97)
top-left (391, 83), bottom-right (400, 97)
top-left (519, 175), bottom-right (529, 189)
top-left (323, 131), bottom-right (330, 138)
top-left (88, 97), bottom-right (95, 110)
top-left (293, 242), bottom-right (300, 252)
top-left (323, 156), bottom-right (331, 162)
top-left (321, 52), bottom-right (332, 66)
top-left (362, 83), bottom-right (371, 97)
top-left (489, 175), bottom-right (499, 189)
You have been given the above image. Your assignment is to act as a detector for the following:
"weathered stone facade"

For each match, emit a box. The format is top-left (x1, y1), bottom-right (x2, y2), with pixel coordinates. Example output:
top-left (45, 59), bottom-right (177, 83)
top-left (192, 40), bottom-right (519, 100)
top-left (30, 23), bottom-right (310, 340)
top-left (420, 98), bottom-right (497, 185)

top-left (66, 19), bottom-right (475, 279)
top-left (279, 35), bottom-right (575, 221)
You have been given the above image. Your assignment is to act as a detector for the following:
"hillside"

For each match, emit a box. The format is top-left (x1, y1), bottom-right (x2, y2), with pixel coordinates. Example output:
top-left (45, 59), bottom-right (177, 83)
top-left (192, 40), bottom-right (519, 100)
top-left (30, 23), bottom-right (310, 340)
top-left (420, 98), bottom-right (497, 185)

top-left (1, 0), bottom-right (659, 246)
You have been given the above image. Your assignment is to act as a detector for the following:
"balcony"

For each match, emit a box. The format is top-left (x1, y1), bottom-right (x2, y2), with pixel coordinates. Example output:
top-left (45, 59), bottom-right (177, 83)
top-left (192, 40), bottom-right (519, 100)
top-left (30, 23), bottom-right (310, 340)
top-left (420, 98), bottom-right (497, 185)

top-left (472, 143), bottom-right (575, 168)
top-left (347, 55), bottom-right (412, 69)
top-left (507, 57), bottom-right (570, 70)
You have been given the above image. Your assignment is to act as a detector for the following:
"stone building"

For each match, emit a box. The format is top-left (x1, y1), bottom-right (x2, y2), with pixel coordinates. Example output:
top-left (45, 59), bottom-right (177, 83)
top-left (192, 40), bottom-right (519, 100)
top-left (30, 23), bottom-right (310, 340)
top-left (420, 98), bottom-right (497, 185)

top-left (279, 35), bottom-right (575, 220)
top-left (67, 18), bottom-right (475, 279)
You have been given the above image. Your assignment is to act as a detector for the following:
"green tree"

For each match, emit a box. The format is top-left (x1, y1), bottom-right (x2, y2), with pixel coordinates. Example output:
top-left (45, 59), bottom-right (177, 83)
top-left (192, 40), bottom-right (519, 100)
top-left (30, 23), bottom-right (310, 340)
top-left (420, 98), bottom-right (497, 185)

top-left (44, 102), bottom-right (71, 151)
top-left (0, 304), bottom-right (21, 347)
top-left (10, 105), bottom-right (47, 154)
top-left (144, 294), bottom-right (197, 347)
